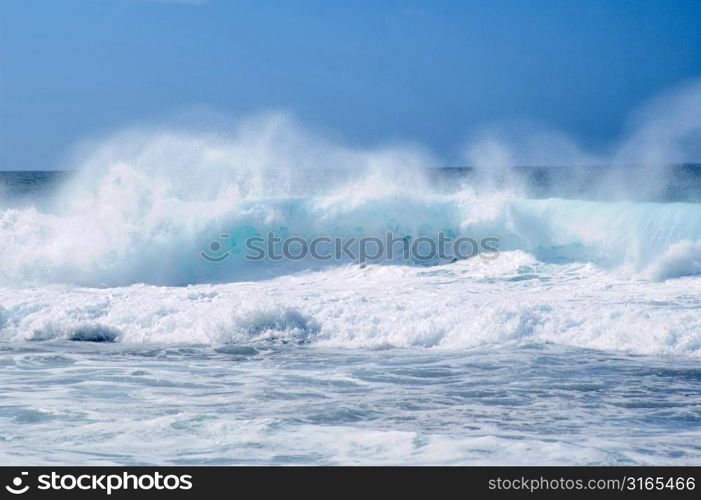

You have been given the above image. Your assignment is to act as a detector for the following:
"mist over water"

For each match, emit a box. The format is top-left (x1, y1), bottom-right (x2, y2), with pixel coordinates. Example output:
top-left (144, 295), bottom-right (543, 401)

top-left (2, 81), bottom-right (701, 287)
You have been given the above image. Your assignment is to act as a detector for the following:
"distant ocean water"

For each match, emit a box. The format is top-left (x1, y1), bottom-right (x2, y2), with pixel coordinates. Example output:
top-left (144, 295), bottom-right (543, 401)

top-left (1, 163), bottom-right (700, 465)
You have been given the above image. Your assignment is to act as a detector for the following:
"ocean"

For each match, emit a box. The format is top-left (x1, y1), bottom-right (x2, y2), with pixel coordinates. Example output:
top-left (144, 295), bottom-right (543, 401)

top-left (1, 161), bottom-right (700, 465)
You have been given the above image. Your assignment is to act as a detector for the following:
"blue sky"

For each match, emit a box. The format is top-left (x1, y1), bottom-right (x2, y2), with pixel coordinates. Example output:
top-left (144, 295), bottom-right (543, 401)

top-left (1, 0), bottom-right (701, 170)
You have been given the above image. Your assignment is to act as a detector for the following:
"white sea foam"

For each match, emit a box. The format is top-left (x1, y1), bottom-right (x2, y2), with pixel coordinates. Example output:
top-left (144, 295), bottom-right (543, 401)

top-left (1, 255), bottom-right (700, 355)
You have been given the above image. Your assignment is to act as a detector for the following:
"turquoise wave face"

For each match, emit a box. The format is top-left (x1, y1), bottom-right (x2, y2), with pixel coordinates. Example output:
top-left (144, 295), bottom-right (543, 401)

top-left (1, 134), bottom-right (701, 286)
top-left (2, 176), bottom-right (701, 286)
